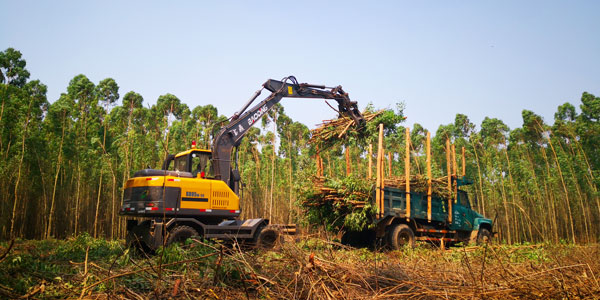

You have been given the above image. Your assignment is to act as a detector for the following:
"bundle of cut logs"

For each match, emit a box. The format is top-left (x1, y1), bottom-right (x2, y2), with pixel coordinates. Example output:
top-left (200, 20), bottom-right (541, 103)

top-left (384, 175), bottom-right (453, 200)
top-left (308, 110), bottom-right (384, 147)
top-left (304, 175), bottom-right (453, 211)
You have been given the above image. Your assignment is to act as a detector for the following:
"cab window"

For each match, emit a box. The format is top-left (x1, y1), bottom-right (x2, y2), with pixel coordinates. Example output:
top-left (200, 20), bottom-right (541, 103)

top-left (458, 190), bottom-right (470, 208)
top-left (173, 155), bottom-right (188, 172)
top-left (191, 151), bottom-right (214, 177)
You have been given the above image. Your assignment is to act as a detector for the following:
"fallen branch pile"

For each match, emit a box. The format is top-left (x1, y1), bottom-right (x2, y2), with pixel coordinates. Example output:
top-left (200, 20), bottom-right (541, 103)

top-left (309, 110), bottom-right (384, 148)
top-left (305, 176), bottom-right (371, 208)
top-left (2, 238), bottom-right (598, 299)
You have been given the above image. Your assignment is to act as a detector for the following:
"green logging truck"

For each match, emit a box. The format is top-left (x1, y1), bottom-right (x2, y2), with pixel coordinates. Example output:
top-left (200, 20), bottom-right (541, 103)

top-left (342, 176), bottom-right (494, 249)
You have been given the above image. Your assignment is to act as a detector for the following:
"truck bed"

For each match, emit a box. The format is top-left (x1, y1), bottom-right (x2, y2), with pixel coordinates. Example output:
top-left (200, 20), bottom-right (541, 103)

top-left (379, 187), bottom-right (449, 223)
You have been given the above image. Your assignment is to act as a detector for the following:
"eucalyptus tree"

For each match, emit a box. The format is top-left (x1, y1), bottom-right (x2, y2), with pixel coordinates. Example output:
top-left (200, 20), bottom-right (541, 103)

top-left (577, 92), bottom-right (600, 171)
top-left (0, 47), bottom-right (30, 87)
top-left (194, 104), bottom-right (219, 149)
top-left (479, 117), bottom-right (516, 242)
top-left (93, 78), bottom-right (120, 238)
top-left (65, 75), bottom-right (97, 235)
top-left (153, 93), bottom-right (182, 161)
top-left (45, 94), bottom-right (75, 238)
top-left (9, 80), bottom-right (48, 238)
top-left (117, 91), bottom-right (144, 177)
top-left (556, 101), bottom-right (600, 239)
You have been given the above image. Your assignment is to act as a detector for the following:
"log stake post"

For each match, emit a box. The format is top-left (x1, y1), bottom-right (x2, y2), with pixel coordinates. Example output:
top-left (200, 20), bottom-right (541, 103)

top-left (316, 146), bottom-right (322, 177)
top-left (376, 124), bottom-right (384, 219)
top-left (388, 152), bottom-right (392, 178)
top-left (368, 144), bottom-right (373, 179)
top-left (426, 131), bottom-right (432, 223)
top-left (405, 127), bottom-right (411, 220)
top-left (446, 139), bottom-right (452, 223)
top-left (452, 144), bottom-right (457, 204)
top-left (461, 146), bottom-right (466, 177)
top-left (345, 147), bottom-right (351, 176)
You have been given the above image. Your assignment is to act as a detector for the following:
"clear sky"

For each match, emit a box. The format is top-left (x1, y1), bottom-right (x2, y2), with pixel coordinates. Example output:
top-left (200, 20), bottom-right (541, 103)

top-left (1, 1), bottom-right (599, 133)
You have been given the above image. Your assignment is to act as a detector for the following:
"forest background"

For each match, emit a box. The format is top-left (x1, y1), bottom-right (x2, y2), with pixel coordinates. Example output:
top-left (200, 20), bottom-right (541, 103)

top-left (1, 47), bottom-right (599, 244)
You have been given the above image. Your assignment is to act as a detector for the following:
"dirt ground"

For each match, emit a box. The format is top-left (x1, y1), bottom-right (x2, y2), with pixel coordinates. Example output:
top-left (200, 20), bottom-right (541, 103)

top-left (1, 235), bottom-right (599, 299)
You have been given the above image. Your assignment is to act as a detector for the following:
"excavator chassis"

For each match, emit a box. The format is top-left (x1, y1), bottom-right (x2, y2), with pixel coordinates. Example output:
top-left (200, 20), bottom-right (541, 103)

top-left (126, 217), bottom-right (284, 251)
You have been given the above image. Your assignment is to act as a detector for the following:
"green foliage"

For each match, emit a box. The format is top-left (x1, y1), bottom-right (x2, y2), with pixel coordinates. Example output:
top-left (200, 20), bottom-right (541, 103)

top-left (52, 233), bottom-right (123, 261)
top-left (302, 174), bottom-right (376, 232)
top-left (0, 47), bottom-right (599, 247)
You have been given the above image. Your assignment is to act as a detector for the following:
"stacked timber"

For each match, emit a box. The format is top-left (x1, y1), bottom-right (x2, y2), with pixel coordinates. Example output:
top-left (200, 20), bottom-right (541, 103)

top-left (384, 175), bottom-right (453, 200)
top-left (302, 174), bottom-right (453, 231)
top-left (305, 176), bottom-right (370, 208)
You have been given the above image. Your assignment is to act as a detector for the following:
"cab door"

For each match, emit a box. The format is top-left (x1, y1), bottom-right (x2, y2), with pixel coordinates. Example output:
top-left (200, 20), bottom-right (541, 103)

top-left (451, 190), bottom-right (474, 231)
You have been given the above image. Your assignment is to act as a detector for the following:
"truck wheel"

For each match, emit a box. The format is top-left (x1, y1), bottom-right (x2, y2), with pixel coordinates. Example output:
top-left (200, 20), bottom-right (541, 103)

top-left (167, 225), bottom-right (198, 246)
top-left (255, 226), bottom-right (279, 249)
top-left (476, 228), bottom-right (492, 244)
top-left (387, 224), bottom-right (415, 250)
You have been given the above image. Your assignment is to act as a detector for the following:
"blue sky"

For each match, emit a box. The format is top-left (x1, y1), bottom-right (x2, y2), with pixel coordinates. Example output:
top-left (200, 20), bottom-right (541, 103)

top-left (1, 1), bottom-right (599, 133)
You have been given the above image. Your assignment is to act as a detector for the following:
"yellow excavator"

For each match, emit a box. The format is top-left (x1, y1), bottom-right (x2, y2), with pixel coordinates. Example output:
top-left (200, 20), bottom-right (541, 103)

top-left (121, 76), bottom-right (364, 251)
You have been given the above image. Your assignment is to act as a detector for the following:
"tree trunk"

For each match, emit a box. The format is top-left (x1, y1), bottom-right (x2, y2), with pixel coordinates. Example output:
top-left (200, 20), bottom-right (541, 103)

top-left (47, 117), bottom-right (66, 238)
top-left (93, 171), bottom-right (104, 238)
top-left (10, 100), bottom-right (33, 238)
top-left (74, 166), bottom-right (82, 235)
top-left (546, 133), bottom-right (576, 243)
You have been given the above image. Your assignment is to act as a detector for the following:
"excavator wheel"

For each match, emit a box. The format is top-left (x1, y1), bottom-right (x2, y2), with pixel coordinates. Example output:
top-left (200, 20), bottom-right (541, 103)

top-left (166, 225), bottom-right (199, 246)
top-left (254, 225), bottom-right (279, 249)
top-left (387, 224), bottom-right (415, 250)
top-left (126, 220), bottom-right (154, 255)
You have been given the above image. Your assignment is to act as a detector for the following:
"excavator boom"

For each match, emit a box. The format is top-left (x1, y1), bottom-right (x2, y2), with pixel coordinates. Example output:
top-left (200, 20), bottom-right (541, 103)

top-left (211, 76), bottom-right (365, 193)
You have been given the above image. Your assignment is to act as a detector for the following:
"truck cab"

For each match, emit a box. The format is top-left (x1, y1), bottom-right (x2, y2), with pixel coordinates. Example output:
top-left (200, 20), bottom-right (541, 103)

top-left (451, 178), bottom-right (493, 241)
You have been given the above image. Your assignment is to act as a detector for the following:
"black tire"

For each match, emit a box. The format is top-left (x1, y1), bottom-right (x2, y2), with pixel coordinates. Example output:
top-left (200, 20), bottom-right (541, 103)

top-left (166, 225), bottom-right (199, 246)
top-left (387, 224), bottom-right (415, 250)
top-left (476, 228), bottom-right (492, 245)
top-left (255, 226), bottom-right (279, 249)
top-left (126, 220), bottom-right (154, 255)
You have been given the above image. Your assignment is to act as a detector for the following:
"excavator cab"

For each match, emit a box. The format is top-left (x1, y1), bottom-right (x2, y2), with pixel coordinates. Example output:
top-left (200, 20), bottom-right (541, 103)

top-left (165, 148), bottom-right (214, 179)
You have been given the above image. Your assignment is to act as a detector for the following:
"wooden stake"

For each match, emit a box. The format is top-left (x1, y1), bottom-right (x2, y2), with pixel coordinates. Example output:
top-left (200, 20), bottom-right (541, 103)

top-left (368, 144), bottom-right (373, 179)
top-left (319, 155), bottom-right (324, 177)
top-left (451, 144), bottom-right (457, 177)
top-left (446, 139), bottom-right (452, 223)
top-left (405, 127), bottom-right (411, 219)
top-left (316, 146), bottom-right (322, 177)
top-left (388, 152), bottom-right (392, 178)
top-left (452, 144), bottom-right (457, 204)
top-left (426, 131), bottom-right (432, 223)
top-left (376, 124), bottom-right (384, 219)
top-left (345, 147), bottom-right (351, 176)
top-left (461, 146), bottom-right (466, 177)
